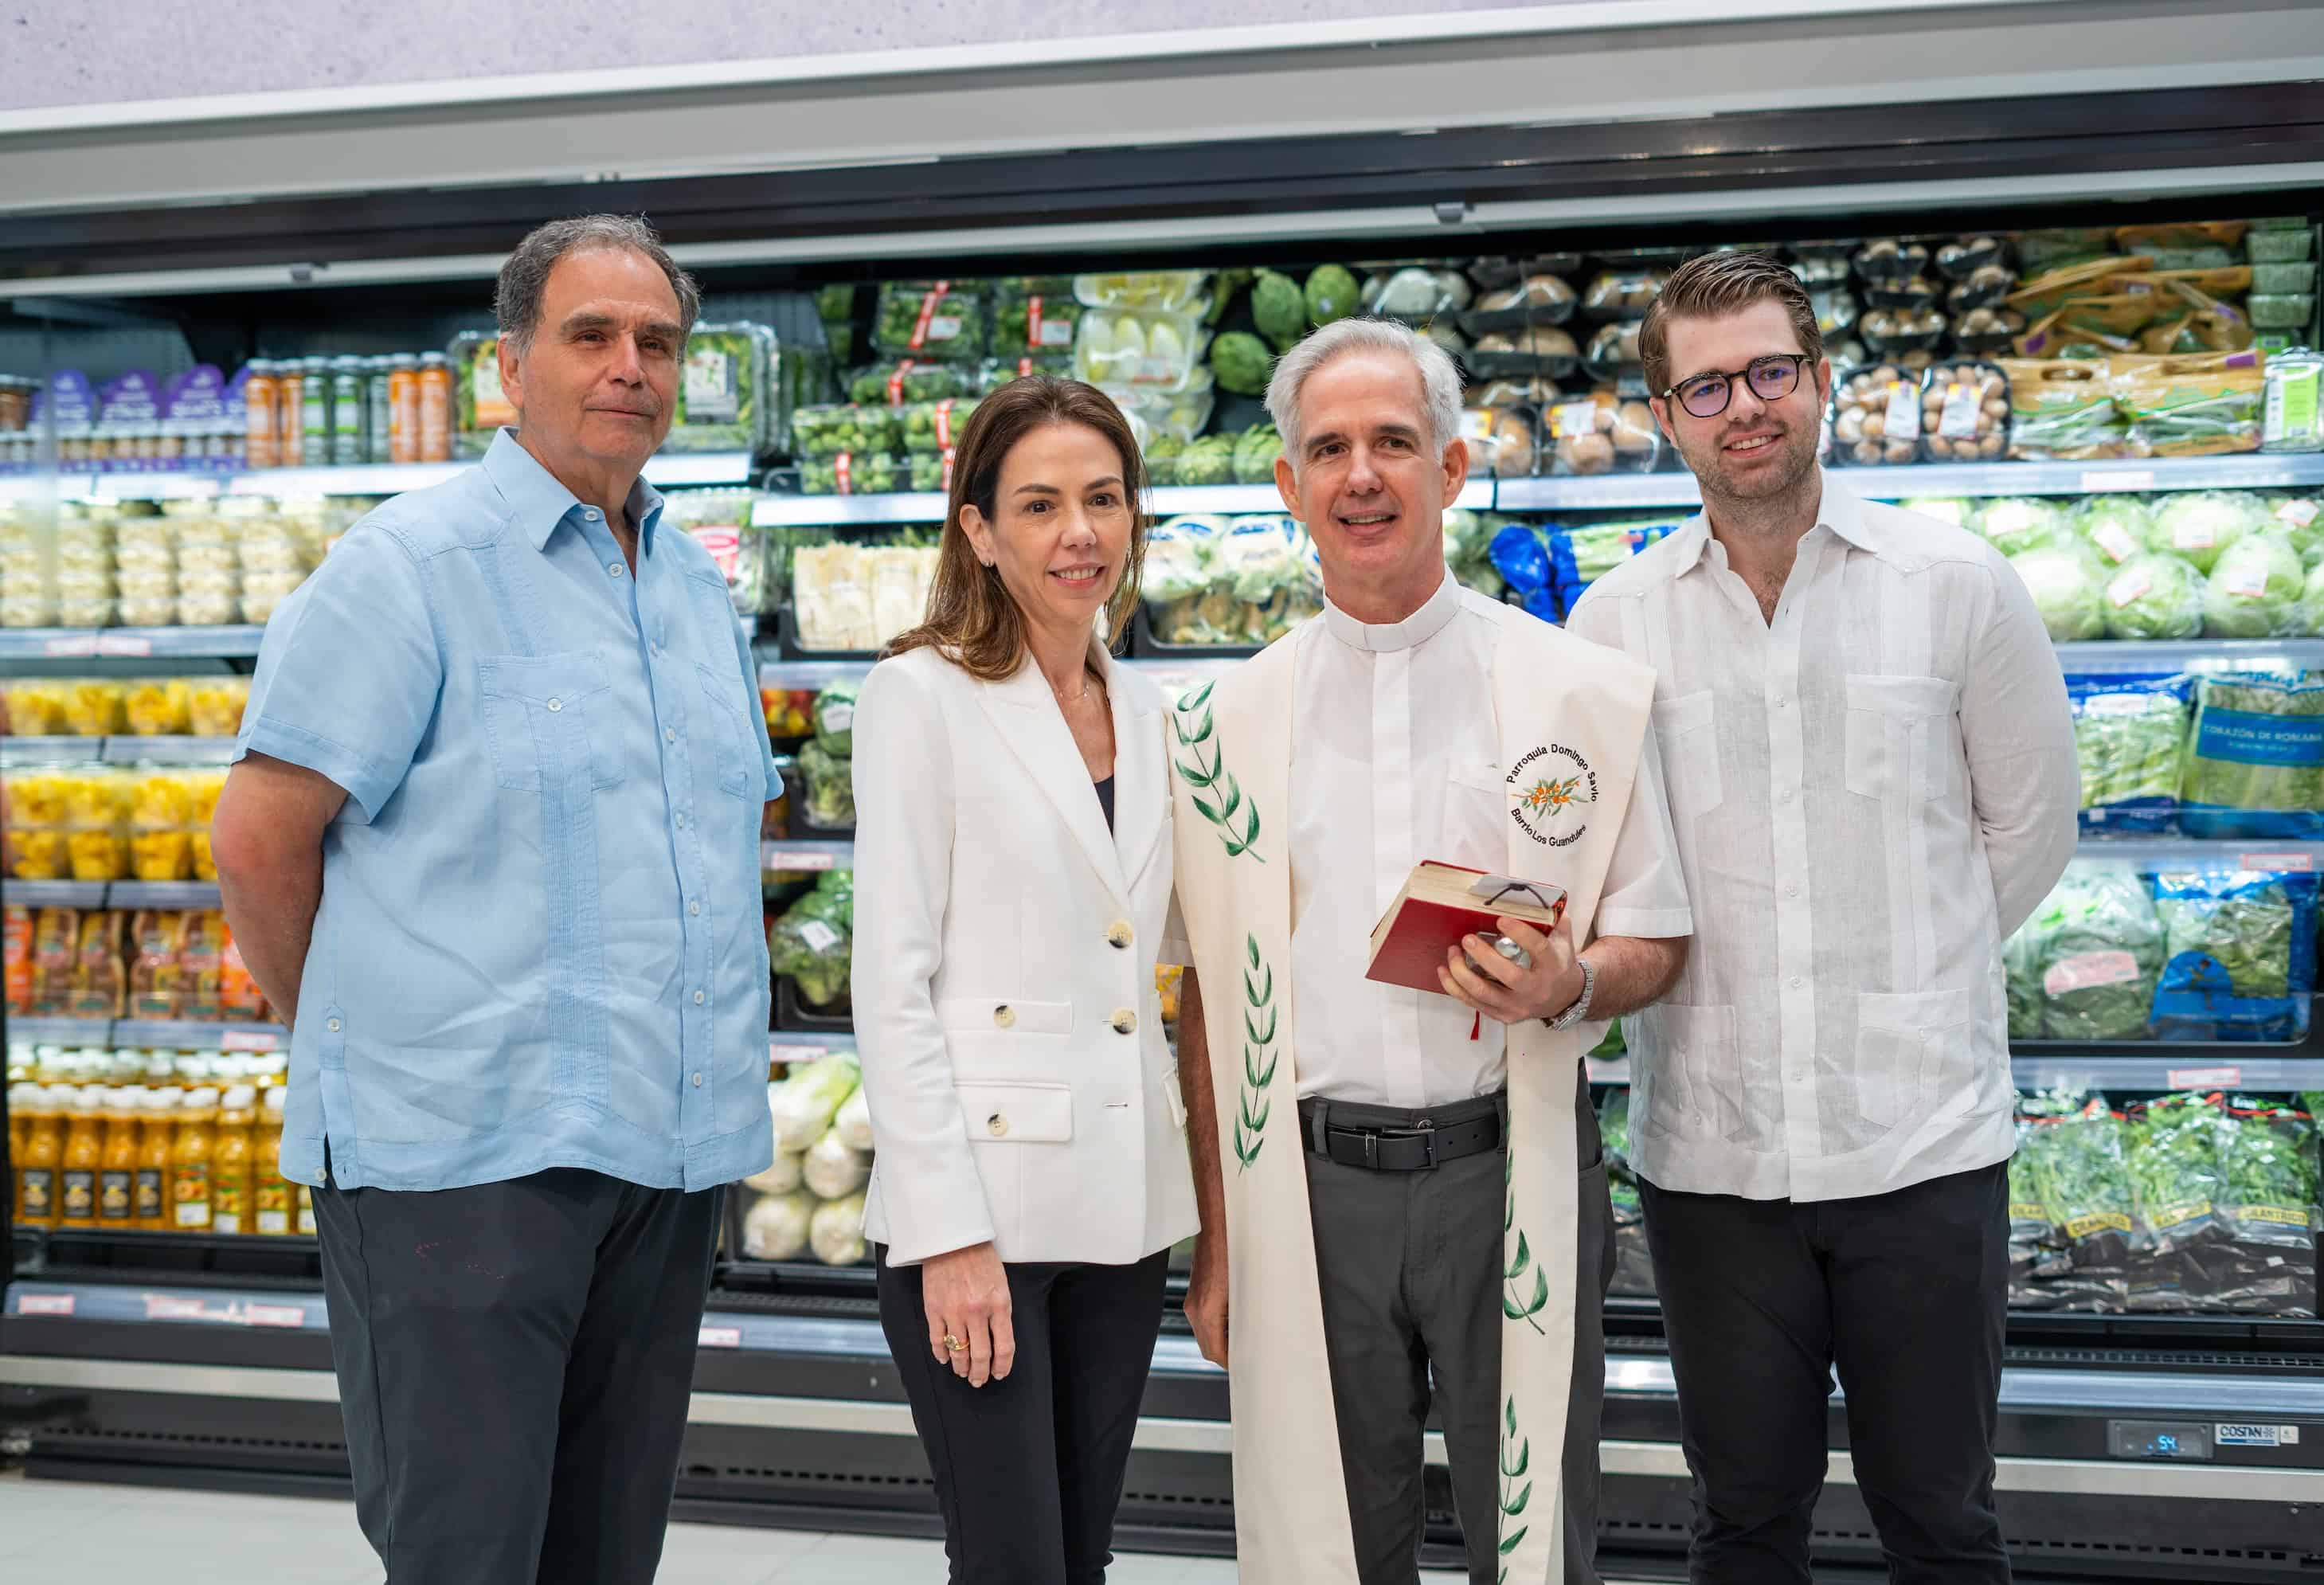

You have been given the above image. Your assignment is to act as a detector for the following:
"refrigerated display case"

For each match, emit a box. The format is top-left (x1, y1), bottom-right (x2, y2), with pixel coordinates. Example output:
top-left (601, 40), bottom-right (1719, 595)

top-left (7, 31), bottom-right (2324, 1579)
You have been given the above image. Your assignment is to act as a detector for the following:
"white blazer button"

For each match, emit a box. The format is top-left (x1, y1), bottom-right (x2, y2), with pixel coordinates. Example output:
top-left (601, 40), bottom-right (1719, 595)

top-left (1113, 1010), bottom-right (1137, 1035)
top-left (1107, 922), bottom-right (1133, 949)
top-left (988, 1113), bottom-right (1008, 1137)
top-left (994, 1005), bottom-right (1015, 1029)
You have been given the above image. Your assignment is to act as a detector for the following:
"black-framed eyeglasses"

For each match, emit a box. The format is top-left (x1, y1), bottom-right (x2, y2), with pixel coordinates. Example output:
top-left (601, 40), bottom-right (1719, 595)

top-left (1662, 354), bottom-right (1810, 420)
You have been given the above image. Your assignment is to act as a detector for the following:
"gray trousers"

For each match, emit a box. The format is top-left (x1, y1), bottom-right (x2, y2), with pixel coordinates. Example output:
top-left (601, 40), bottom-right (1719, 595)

top-left (315, 1165), bottom-right (722, 1585)
top-left (1305, 1067), bottom-right (1611, 1585)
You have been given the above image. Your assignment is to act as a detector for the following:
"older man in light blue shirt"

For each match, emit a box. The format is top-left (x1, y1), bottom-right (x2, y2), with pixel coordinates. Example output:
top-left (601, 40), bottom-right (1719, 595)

top-left (213, 215), bottom-right (774, 1585)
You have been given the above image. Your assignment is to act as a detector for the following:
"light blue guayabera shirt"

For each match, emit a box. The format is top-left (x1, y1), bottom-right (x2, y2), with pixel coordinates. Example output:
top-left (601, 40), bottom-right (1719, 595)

top-left (238, 430), bottom-right (778, 1194)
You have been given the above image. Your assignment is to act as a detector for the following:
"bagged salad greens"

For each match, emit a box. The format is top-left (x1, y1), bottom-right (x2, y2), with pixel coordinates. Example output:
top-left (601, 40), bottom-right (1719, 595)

top-left (2123, 1090), bottom-right (2231, 1309)
top-left (2003, 921), bottom-right (2044, 1039)
top-left (2153, 868), bottom-right (2318, 1042)
top-left (671, 322), bottom-right (775, 454)
top-left (1141, 514), bottom-right (1320, 646)
top-left (2025, 861), bottom-right (2165, 1041)
top-left (2020, 1090), bottom-right (2134, 1308)
top-left (2178, 671), bottom-right (2324, 838)
top-left (2068, 673), bottom-right (2189, 831)
top-left (2006, 1107), bottom-right (2068, 1309)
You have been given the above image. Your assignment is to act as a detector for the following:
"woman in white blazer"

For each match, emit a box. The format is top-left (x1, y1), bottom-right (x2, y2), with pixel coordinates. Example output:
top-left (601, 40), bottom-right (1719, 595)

top-left (850, 375), bottom-right (1197, 1584)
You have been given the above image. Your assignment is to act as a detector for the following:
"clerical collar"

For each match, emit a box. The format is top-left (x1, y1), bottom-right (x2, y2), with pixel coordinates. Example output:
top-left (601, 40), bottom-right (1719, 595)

top-left (1321, 569), bottom-right (1462, 654)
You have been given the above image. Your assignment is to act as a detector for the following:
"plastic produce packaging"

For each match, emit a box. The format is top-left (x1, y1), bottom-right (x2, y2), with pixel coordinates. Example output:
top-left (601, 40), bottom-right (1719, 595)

top-left (809, 1192), bottom-right (869, 1266)
top-left (2179, 674), bottom-right (2324, 839)
top-left (835, 1084), bottom-right (874, 1153)
top-left (2071, 674), bottom-right (2191, 832)
top-left (898, 398), bottom-right (979, 455)
top-left (2150, 490), bottom-right (2260, 573)
top-left (2101, 551), bottom-right (2205, 642)
top-left (1463, 407), bottom-right (1538, 478)
top-left (1858, 307), bottom-right (1946, 365)
top-left (671, 323), bottom-right (774, 454)
top-left (1465, 326), bottom-right (1579, 381)
top-left (2021, 1093), bottom-right (2134, 1308)
top-left (662, 492), bottom-right (765, 616)
top-left (2114, 350), bottom-right (2266, 457)
top-left (802, 1125), bottom-right (873, 1200)
top-left (792, 404), bottom-right (901, 458)
top-left (2074, 495), bottom-right (2154, 567)
top-left (1106, 373), bottom-right (1216, 445)
top-left (743, 1145), bottom-right (804, 1196)
top-left (59, 679), bottom-right (126, 737)
top-left (1142, 514), bottom-right (1320, 646)
top-left (2025, 861), bottom-right (2166, 1041)
top-left (2009, 544), bottom-right (2107, 642)
top-left (1917, 362), bottom-right (2011, 461)
top-left (2201, 531), bottom-right (2305, 638)
top-left (2123, 1091), bottom-right (2230, 1309)
top-left (1077, 306), bottom-right (1213, 391)
top-left (1074, 272), bottom-right (1211, 314)
top-left (800, 454), bottom-right (905, 495)
top-left (1462, 273), bottom-right (1577, 331)
top-left (1853, 240), bottom-right (1931, 284)
top-left (992, 278), bottom-right (1083, 356)
top-left (1548, 522), bottom-right (1670, 616)
top-left (2000, 358), bottom-right (2137, 460)
top-left (187, 678), bottom-right (250, 738)
top-left (1952, 307), bottom-right (2028, 358)
top-left (1828, 364), bottom-right (1923, 464)
top-left (1367, 265), bottom-right (1469, 322)
top-left (766, 1052), bottom-right (862, 1154)
top-left (873, 281), bottom-right (988, 363)
top-left (796, 738), bottom-right (855, 830)
top-left (848, 361), bottom-right (975, 405)
top-left (1544, 392), bottom-right (1659, 475)
top-left (741, 1190), bottom-right (816, 1260)
top-left (2153, 869), bottom-right (2318, 1042)
top-left (2260, 347), bottom-right (2323, 453)
top-left (1580, 270), bottom-right (1668, 318)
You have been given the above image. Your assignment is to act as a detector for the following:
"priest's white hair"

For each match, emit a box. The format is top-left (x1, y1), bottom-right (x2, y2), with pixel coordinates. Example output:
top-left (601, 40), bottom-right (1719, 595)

top-left (1263, 317), bottom-right (1465, 472)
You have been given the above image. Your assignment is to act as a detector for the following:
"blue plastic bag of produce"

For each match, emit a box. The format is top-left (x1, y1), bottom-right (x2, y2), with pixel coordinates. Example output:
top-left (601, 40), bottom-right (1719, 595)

top-left (2179, 670), bottom-right (2324, 839)
top-left (2068, 672), bottom-right (2189, 833)
top-left (2151, 868), bottom-right (2318, 1043)
top-left (1547, 521), bottom-right (1669, 616)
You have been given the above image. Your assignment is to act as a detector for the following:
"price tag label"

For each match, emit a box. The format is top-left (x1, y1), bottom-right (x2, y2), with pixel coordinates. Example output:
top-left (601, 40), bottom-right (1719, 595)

top-left (2238, 851), bottom-right (2316, 872)
top-left (762, 847), bottom-right (836, 872)
top-left (96, 633), bottom-right (155, 657)
top-left (698, 1325), bottom-right (743, 1349)
top-left (146, 1293), bottom-right (211, 1321)
top-left (245, 1303), bottom-right (308, 1329)
top-left (773, 1041), bottom-right (835, 1065)
top-left (41, 634), bottom-right (97, 658)
top-left (2167, 1066), bottom-right (2241, 1091)
top-left (2082, 470), bottom-right (2156, 493)
top-left (18, 1292), bottom-right (75, 1317)
top-left (221, 1027), bottom-right (281, 1052)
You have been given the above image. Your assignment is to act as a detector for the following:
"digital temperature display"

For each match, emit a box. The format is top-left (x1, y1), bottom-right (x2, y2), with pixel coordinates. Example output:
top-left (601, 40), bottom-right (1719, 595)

top-left (2107, 1419), bottom-right (2212, 1462)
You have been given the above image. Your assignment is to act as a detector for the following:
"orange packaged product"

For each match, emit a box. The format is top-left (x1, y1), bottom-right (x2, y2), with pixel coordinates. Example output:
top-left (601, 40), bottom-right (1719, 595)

top-left (184, 911), bottom-right (229, 1020)
top-left (58, 1086), bottom-right (104, 1227)
top-left (5, 902), bottom-right (29, 1013)
top-left (99, 1086), bottom-right (143, 1225)
top-left (28, 906), bottom-right (80, 1016)
top-left (171, 1086), bottom-right (218, 1231)
top-left (14, 1084), bottom-right (65, 1227)
top-left (128, 910), bottom-right (191, 1020)
top-left (212, 1084), bottom-right (259, 1235)
top-left (217, 916), bottom-right (266, 1022)
top-left (70, 909), bottom-right (126, 1019)
top-left (254, 1087), bottom-right (293, 1235)
top-left (136, 1086), bottom-right (177, 1229)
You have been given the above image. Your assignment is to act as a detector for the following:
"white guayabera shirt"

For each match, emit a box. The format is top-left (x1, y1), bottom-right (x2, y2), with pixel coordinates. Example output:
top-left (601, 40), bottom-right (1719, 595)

top-left (1286, 571), bottom-right (1692, 1108)
top-left (1566, 474), bottom-right (2079, 1203)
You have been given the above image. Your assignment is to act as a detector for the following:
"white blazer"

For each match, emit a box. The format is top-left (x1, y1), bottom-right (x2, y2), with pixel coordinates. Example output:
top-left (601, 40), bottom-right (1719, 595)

top-left (849, 640), bottom-right (1199, 1267)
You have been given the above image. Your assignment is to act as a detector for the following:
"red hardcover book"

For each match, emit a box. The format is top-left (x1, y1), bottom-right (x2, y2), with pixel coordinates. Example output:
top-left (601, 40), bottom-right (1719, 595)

top-left (1365, 862), bottom-right (1568, 997)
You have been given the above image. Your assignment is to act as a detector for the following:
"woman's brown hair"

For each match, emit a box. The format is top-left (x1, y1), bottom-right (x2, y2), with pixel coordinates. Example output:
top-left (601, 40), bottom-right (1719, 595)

top-left (885, 375), bottom-right (1150, 681)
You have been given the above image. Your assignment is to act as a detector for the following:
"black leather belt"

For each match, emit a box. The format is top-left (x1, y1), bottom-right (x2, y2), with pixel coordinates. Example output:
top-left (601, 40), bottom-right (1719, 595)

top-left (1297, 1094), bottom-right (1505, 1172)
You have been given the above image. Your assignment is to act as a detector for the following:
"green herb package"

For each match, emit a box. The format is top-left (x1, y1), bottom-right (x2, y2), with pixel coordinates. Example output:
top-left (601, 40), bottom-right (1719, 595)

top-left (2021, 1091), bottom-right (2133, 1309)
top-left (2123, 1090), bottom-right (2230, 1310)
top-left (2068, 673), bottom-right (2189, 833)
top-left (872, 280), bottom-right (989, 364)
top-left (2212, 1098), bottom-right (2318, 1314)
top-left (2025, 861), bottom-right (2165, 1042)
top-left (670, 322), bottom-right (775, 454)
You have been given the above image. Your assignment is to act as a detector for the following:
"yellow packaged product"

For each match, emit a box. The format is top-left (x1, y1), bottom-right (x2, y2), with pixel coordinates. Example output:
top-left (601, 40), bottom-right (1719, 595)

top-left (61, 678), bottom-right (126, 737)
top-left (187, 677), bottom-right (250, 738)
top-left (62, 769), bottom-right (131, 882)
top-left (130, 771), bottom-right (196, 879)
top-left (186, 769), bottom-right (227, 880)
top-left (6, 766), bottom-right (70, 879)
top-left (3, 679), bottom-right (68, 735)
top-left (124, 678), bottom-right (192, 736)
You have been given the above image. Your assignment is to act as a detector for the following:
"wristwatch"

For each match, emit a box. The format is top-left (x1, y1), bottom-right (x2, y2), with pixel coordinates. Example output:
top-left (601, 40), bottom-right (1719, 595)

top-left (1541, 957), bottom-right (1597, 1033)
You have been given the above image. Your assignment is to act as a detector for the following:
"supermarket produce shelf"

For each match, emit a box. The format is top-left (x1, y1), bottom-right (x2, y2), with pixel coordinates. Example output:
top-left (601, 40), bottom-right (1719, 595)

top-left (1, 879), bottom-right (225, 910)
top-left (102, 736), bottom-right (239, 765)
top-left (0, 452), bottom-right (755, 504)
top-left (758, 654), bottom-right (1247, 687)
top-left (769, 1030), bottom-right (857, 1060)
top-left (2072, 836), bottom-right (2323, 868)
top-left (2, 1018), bottom-right (285, 1051)
top-left (1, 880), bottom-right (109, 906)
top-left (751, 478), bottom-right (1496, 527)
top-left (6, 1016), bottom-right (114, 1045)
top-left (0, 626), bottom-right (266, 660)
top-left (2055, 639), bottom-right (2324, 672)
top-left (1493, 452), bottom-right (2324, 514)
top-left (1587, 1049), bottom-right (2324, 1091)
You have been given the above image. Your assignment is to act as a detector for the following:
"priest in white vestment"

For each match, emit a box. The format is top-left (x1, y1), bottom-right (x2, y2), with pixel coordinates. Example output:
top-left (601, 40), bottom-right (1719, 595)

top-left (1164, 318), bottom-right (1692, 1584)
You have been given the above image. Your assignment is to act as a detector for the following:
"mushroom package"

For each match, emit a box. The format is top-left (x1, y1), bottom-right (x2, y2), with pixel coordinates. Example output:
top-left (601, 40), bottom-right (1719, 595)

top-left (1828, 363), bottom-right (1926, 466)
top-left (1917, 362), bottom-right (2013, 461)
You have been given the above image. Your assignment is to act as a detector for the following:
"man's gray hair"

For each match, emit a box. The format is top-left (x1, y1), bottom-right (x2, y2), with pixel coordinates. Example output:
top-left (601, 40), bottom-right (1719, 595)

top-left (495, 215), bottom-right (702, 354)
top-left (1263, 317), bottom-right (1465, 468)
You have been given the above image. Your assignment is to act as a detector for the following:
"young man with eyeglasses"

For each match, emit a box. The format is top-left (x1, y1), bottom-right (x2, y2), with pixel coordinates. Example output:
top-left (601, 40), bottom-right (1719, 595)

top-left (1564, 252), bottom-right (2078, 1585)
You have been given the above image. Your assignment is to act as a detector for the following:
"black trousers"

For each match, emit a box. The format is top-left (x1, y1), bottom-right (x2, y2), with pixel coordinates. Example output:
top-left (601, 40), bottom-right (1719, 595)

top-left (875, 1246), bottom-right (1170, 1585)
top-left (314, 1165), bottom-right (721, 1585)
top-left (1305, 1070), bottom-right (1610, 1585)
top-left (1637, 1160), bottom-right (2013, 1585)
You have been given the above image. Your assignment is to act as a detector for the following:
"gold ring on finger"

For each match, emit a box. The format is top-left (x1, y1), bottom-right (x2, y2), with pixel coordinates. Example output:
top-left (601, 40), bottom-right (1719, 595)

top-left (944, 1334), bottom-right (967, 1352)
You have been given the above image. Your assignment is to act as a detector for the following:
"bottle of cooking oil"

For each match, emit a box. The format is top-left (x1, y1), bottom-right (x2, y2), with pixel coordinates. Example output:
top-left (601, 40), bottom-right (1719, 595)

top-left (211, 1084), bottom-right (258, 1235)
top-left (98, 1085), bottom-right (145, 1227)
top-left (254, 1086), bottom-right (292, 1236)
top-left (171, 1086), bottom-right (219, 1231)
top-left (13, 1083), bottom-right (64, 1227)
top-left (58, 1086), bottom-right (105, 1228)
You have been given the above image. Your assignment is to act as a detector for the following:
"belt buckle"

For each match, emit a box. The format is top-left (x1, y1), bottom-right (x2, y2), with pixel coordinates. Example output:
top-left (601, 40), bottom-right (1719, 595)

top-left (1415, 1117), bottom-right (1437, 1170)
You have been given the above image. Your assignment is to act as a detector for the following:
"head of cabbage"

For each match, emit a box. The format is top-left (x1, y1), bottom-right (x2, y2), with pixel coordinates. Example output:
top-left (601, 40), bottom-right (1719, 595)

top-left (1142, 515), bottom-right (1223, 605)
top-left (2151, 491), bottom-right (2262, 575)
top-left (2102, 552), bottom-right (2205, 641)
top-left (1981, 497), bottom-right (2068, 556)
top-left (1901, 496), bottom-right (1978, 530)
top-left (2074, 495), bottom-right (2155, 567)
top-left (2201, 530), bottom-right (2305, 640)
top-left (2009, 543), bottom-right (2107, 642)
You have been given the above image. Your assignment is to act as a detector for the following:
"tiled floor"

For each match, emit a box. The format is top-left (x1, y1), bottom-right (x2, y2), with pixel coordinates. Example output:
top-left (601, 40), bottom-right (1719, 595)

top-left (0, 1467), bottom-right (1485, 1582)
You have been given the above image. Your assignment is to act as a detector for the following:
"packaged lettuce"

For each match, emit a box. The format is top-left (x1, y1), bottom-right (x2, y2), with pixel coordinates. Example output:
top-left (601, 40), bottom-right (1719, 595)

top-left (2004, 921), bottom-right (2044, 1039)
top-left (2100, 552), bottom-right (2205, 641)
top-left (2124, 1090), bottom-right (2231, 1309)
top-left (769, 870), bottom-right (855, 1006)
top-left (1142, 515), bottom-right (1221, 605)
top-left (2073, 495), bottom-right (2155, 567)
top-left (2153, 868), bottom-right (2318, 1042)
top-left (2201, 530), bottom-right (2305, 639)
top-left (1232, 424), bottom-right (1285, 486)
top-left (813, 682), bottom-right (857, 757)
top-left (2027, 861), bottom-right (2163, 1041)
top-left (2068, 673), bottom-right (2189, 832)
top-left (1443, 509), bottom-right (1508, 600)
top-left (2150, 490), bottom-right (2259, 574)
top-left (766, 1051), bottom-right (862, 1153)
top-left (1978, 496), bottom-right (2068, 555)
top-left (2008, 543), bottom-right (2107, 641)
top-left (2212, 1097), bottom-right (2319, 1317)
top-left (2299, 562), bottom-right (2324, 637)
top-left (2179, 671), bottom-right (2324, 838)
top-left (2022, 1091), bottom-right (2133, 1306)
top-left (1900, 495), bottom-right (1977, 529)
top-left (2268, 493), bottom-right (2324, 566)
